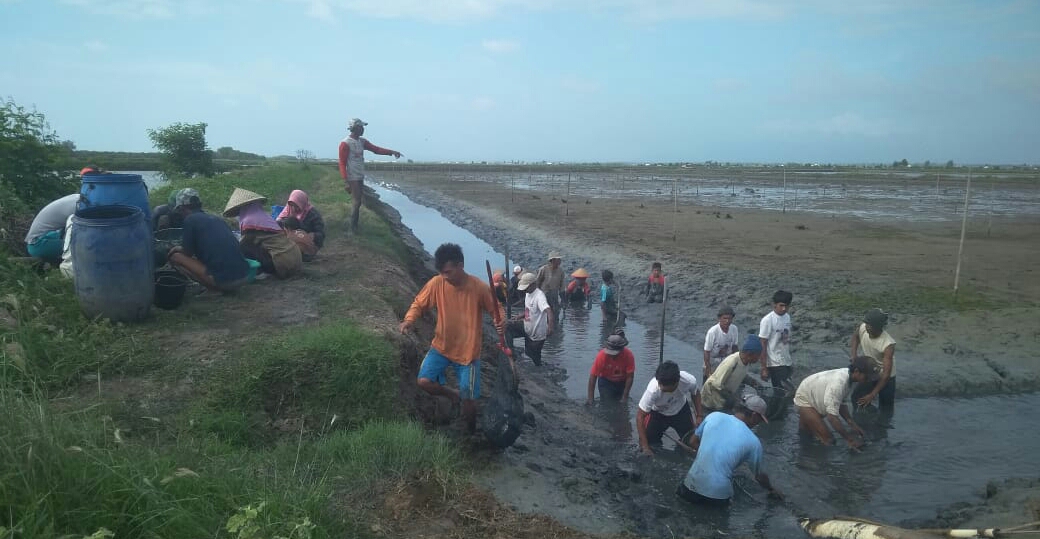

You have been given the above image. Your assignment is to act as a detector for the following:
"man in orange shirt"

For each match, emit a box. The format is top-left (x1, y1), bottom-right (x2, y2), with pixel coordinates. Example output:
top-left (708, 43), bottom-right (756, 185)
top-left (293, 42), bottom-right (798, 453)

top-left (399, 243), bottom-right (505, 432)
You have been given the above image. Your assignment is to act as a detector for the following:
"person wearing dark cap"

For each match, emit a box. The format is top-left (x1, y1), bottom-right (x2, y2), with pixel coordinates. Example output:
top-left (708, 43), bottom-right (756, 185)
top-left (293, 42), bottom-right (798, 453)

top-left (793, 357), bottom-right (871, 449)
top-left (759, 290), bottom-right (794, 389)
top-left (677, 394), bottom-right (780, 506)
top-left (586, 333), bottom-right (635, 405)
top-left (167, 188), bottom-right (249, 293)
top-left (703, 305), bottom-right (740, 379)
top-left (636, 361), bottom-right (704, 457)
top-left (338, 118), bottom-right (402, 234)
top-left (701, 335), bottom-right (763, 412)
top-left (849, 308), bottom-right (897, 410)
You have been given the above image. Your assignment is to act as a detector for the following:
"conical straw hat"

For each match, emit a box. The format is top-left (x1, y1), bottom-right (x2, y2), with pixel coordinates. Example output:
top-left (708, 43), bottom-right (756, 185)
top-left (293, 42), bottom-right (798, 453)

top-left (223, 188), bottom-right (267, 217)
top-left (572, 268), bottom-right (590, 278)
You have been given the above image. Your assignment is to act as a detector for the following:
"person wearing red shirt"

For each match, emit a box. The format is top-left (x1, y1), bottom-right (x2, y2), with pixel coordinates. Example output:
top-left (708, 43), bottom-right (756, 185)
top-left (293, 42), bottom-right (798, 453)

top-left (587, 333), bottom-right (635, 404)
top-left (645, 261), bottom-right (665, 303)
top-left (338, 118), bottom-right (402, 233)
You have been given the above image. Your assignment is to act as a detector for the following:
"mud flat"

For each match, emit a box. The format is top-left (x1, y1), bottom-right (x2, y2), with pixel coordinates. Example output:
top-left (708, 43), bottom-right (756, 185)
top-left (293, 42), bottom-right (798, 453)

top-left (367, 176), bottom-right (1040, 538)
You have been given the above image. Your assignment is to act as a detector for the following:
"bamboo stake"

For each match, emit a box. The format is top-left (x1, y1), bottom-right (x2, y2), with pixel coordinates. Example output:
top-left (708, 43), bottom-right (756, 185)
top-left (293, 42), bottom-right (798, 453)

top-left (953, 168), bottom-right (972, 297)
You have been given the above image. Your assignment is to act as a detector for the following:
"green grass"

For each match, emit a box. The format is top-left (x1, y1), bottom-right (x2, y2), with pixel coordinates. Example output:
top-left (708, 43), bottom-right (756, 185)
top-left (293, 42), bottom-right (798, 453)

top-left (0, 255), bottom-right (150, 393)
top-left (190, 323), bottom-right (398, 446)
top-left (149, 163), bottom-right (322, 213)
top-left (0, 165), bottom-right (461, 538)
top-left (819, 285), bottom-right (1000, 314)
top-left (0, 387), bottom-right (458, 539)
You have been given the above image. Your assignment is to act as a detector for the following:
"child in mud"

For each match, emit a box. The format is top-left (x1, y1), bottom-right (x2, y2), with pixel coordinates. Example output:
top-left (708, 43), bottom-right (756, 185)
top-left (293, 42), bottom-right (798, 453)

top-left (586, 332), bottom-right (635, 405)
top-left (703, 305), bottom-right (740, 379)
top-left (848, 308), bottom-right (897, 410)
top-left (759, 290), bottom-right (794, 389)
top-left (600, 269), bottom-right (623, 322)
top-left (636, 361), bottom-right (704, 457)
top-left (644, 262), bottom-right (666, 303)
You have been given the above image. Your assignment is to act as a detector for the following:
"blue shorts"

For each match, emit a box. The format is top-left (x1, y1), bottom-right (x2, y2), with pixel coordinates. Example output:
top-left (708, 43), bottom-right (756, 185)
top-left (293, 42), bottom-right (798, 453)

top-left (418, 348), bottom-right (480, 400)
top-left (26, 230), bottom-right (63, 261)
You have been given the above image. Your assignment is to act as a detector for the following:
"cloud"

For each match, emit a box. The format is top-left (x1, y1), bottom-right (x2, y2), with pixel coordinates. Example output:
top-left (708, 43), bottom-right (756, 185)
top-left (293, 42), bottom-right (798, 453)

top-left (482, 39), bottom-right (520, 53)
top-left (84, 39), bottom-right (109, 52)
top-left (305, 0), bottom-right (335, 22)
top-left (760, 112), bottom-right (898, 137)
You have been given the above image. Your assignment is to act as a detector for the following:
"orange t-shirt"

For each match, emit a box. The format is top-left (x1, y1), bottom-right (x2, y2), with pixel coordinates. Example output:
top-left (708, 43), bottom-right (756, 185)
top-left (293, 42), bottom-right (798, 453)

top-left (404, 274), bottom-right (504, 365)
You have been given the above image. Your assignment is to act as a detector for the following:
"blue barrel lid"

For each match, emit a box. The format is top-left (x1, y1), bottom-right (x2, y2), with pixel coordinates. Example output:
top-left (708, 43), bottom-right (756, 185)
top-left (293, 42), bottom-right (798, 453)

top-left (80, 173), bottom-right (145, 183)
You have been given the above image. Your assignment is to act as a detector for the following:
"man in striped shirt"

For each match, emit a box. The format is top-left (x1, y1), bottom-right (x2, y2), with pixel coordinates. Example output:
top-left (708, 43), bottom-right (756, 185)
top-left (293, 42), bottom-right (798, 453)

top-left (338, 118), bottom-right (402, 233)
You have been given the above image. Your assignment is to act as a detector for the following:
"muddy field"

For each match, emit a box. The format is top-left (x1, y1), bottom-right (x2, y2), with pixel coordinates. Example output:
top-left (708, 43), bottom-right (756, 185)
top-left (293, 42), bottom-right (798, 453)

top-left (368, 169), bottom-right (1040, 537)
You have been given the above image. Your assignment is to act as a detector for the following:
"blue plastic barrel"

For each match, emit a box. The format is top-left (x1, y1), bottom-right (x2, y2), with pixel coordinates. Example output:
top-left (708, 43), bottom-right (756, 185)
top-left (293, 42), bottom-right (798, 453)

top-left (79, 173), bottom-right (152, 223)
top-left (71, 205), bottom-right (154, 322)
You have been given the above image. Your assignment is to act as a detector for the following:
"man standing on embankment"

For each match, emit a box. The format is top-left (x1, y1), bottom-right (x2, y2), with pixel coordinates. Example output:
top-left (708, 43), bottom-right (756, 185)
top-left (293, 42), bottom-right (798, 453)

top-left (338, 118), bottom-right (402, 234)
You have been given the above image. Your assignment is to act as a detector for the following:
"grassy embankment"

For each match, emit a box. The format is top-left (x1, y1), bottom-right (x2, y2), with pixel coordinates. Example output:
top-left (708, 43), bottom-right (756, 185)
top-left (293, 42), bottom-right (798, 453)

top-left (0, 164), bottom-right (457, 538)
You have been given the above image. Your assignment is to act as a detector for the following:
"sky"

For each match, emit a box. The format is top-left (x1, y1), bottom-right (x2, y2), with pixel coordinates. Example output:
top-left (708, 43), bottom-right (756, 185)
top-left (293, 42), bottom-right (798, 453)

top-left (1, 0), bottom-right (1038, 164)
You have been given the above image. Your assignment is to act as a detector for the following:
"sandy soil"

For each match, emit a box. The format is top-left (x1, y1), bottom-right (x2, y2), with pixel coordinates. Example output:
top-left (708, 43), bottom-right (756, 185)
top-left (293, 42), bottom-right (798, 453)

top-left (386, 173), bottom-right (1040, 398)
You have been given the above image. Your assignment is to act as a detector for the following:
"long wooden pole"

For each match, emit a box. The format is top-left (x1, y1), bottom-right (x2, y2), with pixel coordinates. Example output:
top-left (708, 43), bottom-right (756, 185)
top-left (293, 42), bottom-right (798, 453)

top-left (953, 168), bottom-right (972, 296)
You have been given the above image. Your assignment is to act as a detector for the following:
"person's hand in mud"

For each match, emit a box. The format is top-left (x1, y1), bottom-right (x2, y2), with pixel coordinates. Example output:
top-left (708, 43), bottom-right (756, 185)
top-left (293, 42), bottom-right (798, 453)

top-left (856, 392), bottom-right (877, 408)
top-left (398, 320), bottom-right (413, 334)
top-left (768, 488), bottom-right (785, 502)
top-left (639, 444), bottom-right (654, 457)
top-left (847, 437), bottom-right (865, 451)
top-left (760, 367), bottom-right (769, 382)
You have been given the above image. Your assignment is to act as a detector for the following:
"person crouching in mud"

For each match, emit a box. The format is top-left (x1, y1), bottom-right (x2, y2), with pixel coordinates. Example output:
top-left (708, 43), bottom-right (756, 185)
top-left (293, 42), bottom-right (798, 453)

top-left (636, 361), bottom-right (704, 457)
top-left (399, 243), bottom-right (504, 432)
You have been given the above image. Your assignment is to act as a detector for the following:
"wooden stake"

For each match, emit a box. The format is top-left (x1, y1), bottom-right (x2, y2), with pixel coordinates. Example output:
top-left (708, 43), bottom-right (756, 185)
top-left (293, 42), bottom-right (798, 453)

top-left (953, 168), bottom-right (972, 296)
top-left (782, 170), bottom-right (787, 214)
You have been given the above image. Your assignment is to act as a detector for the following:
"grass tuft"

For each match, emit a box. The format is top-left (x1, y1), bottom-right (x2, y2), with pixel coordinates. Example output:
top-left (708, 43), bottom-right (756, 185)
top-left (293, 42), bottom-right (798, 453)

top-left (819, 285), bottom-right (1000, 314)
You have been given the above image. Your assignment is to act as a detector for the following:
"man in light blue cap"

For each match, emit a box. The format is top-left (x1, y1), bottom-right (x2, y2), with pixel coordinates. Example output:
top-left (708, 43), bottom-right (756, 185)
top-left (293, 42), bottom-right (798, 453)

top-left (700, 334), bottom-right (764, 412)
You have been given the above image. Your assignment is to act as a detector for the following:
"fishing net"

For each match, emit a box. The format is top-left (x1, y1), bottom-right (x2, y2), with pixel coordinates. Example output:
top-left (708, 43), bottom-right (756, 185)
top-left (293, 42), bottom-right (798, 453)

top-left (481, 352), bottom-right (525, 448)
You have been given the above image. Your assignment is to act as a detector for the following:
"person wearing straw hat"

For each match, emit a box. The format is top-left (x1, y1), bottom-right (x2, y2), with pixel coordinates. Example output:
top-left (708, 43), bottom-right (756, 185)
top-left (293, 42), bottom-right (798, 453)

top-left (224, 188), bottom-right (302, 279)
top-left (848, 308), bottom-right (897, 411)
top-left (701, 335), bottom-right (763, 413)
top-left (794, 357), bottom-right (871, 449)
top-left (565, 267), bottom-right (592, 304)
top-left (677, 394), bottom-right (779, 506)
top-left (338, 118), bottom-right (402, 234)
top-left (167, 188), bottom-right (249, 293)
top-left (586, 333), bottom-right (635, 405)
top-left (535, 251), bottom-right (564, 319)
top-left (508, 272), bottom-right (553, 366)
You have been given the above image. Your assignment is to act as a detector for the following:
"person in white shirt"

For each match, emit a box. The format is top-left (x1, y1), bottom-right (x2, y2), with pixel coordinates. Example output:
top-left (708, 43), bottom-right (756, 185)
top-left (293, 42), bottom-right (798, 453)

top-left (636, 361), bottom-right (704, 456)
top-left (849, 308), bottom-right (897, 410)
top-left (759, 290), bottom-right (794, 389)
top-left (703, 305), bottom-right (740, 379)
top-left (794, 357), bottom-right (871, 449)
top-left (508, 272), bottom-right (553, 366)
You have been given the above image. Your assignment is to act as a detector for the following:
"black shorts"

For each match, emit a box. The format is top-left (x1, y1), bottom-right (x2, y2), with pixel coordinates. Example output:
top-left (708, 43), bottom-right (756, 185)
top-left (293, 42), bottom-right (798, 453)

top-left (643, 401), bottom-right (695, 446)
top-left (524, 336), bottom-right (545, 366)
top-left (597, 377), bottom-right (626, 399)
top-left (677, 483), bottom-right (730, 506)
top-left (768, 365), bottom-right (793, 388)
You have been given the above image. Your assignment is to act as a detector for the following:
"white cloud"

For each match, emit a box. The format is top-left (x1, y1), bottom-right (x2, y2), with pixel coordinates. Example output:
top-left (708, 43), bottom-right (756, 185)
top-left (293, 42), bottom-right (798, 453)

top-left (304, 0), bottom-right (335, 22)
top-left (760, 112), bottom-right (898, 137)
top-left (482, 39), bottom-right (520, 53)
top-left (84, 39), bottom-right (109, 52)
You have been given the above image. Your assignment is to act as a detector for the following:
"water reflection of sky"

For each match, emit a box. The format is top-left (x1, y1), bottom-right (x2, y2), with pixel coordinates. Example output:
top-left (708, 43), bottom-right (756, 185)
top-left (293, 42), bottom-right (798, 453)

top-left (370, 179), bottom-right (1040, 537)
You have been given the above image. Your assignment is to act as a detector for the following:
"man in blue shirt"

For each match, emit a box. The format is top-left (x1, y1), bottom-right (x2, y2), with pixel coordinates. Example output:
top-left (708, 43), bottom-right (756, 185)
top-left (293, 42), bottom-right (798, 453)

top-left (677, 395), bottom-right (781, 506)
top-left (167, 188), bottom-right (249, 293)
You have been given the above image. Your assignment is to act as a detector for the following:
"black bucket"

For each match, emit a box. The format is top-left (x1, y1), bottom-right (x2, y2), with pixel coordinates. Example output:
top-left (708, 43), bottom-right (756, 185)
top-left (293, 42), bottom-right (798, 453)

top-left (154, 269), bottom-right (188, 310)
top-left (154, 228), bottom-right (183, 268)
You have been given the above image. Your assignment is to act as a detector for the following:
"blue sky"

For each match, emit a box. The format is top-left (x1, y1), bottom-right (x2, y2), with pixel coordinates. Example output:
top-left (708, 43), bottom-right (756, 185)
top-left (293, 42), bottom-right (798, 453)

top-left (2, 0), bottom-right (1038, 164)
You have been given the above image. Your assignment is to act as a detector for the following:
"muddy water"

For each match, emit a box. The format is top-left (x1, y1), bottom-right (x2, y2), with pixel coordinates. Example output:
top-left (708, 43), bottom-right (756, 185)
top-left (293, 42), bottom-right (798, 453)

top-left (372, 181), bottom-right (1040, 537)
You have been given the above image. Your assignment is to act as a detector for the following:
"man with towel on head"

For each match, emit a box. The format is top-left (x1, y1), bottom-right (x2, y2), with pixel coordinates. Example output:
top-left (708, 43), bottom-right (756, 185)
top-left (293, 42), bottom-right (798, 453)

top-left (223, 188), bottom-right (302, 279)
top-left (700, 335), bottom-right (764, 413)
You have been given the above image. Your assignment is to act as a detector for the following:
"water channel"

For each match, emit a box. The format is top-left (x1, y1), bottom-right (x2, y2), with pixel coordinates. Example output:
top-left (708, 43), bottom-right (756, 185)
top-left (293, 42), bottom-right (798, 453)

top-left (370, 180), bottom-right (1039, 537)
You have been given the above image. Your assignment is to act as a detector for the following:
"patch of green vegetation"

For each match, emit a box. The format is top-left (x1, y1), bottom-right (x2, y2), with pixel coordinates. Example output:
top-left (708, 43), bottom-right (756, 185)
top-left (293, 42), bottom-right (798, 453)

top-left (0, 256), bottom-right (150, 393)
top-left (192, 323), bottom-right (397, 446)
top-left (150, 163), bottom-right (320, 212)
top-left (820, 285), bottom-right (1000, 314)
top-left (0, 387), bottom-right (458, 538)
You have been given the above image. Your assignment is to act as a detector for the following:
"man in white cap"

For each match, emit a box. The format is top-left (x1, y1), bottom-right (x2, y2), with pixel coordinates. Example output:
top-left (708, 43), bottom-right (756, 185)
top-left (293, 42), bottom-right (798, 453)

top-left (510, 272), bottom-right (553, 366)
top-left (338, 118), bottom-right (402, 234)
top-left (535, 251), bottom-right (564, 320)
top-left (508, 265), bottom-right (523, 304)
top-left (677, 395), bottom-right (781, 506)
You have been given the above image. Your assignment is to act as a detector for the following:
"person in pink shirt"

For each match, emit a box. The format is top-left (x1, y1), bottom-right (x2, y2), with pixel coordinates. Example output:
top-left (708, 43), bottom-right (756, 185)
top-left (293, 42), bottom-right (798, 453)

top-left (338, 118), bottom-right (402, 233)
